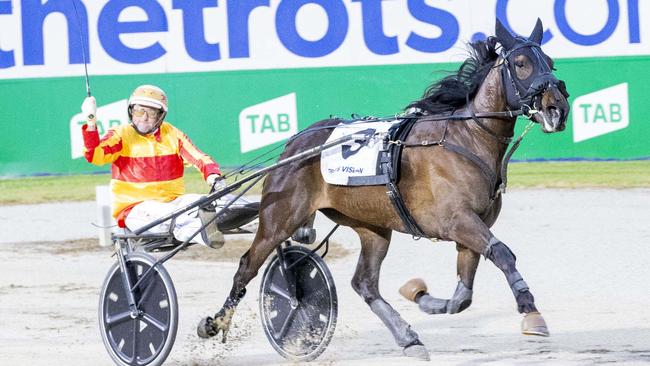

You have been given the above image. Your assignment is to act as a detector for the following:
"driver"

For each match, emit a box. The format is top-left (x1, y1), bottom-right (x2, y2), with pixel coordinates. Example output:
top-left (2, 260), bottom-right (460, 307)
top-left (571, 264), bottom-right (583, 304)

top-left (80, 84), bottom-right (225, 248)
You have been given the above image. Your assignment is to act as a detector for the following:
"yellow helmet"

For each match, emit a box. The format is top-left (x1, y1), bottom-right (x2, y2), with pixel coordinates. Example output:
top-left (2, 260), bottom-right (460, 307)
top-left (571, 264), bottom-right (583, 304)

top-left (128, 85), bottom-right (168, 112)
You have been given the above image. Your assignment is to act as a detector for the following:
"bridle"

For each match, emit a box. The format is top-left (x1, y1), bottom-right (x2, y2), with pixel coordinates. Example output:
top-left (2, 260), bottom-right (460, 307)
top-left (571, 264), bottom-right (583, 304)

top-left (498, 39), bottom-right (569, 115)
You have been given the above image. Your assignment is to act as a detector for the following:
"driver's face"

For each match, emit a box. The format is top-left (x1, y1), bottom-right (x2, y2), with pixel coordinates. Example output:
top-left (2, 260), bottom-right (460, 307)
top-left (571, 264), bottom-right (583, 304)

top-left (132, 104), bottom-right (162, 133)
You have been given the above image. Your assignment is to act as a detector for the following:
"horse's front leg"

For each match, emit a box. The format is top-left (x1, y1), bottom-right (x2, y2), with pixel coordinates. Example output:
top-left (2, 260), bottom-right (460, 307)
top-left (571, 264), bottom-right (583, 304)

top-left (447, 211), bottom-right (549, 336)
top-left (484, 235), bottom-right (549, 336)
top-left (399, 244), bottom-right (479, 314)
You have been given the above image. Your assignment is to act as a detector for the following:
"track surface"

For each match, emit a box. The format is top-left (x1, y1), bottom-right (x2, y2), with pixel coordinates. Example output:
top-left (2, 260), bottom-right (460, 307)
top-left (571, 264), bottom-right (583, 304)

top-left (1, 189), bottom-right (649, 365)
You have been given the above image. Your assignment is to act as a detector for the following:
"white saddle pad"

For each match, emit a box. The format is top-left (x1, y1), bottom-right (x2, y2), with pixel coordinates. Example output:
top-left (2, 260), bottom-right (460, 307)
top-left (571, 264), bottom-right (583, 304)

top-left (320, 119), bottom-right (400, 185)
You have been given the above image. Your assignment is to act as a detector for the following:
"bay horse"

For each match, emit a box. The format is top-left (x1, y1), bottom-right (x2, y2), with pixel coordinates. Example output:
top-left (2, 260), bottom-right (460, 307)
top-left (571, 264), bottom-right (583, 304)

top-left (200, 18), bottom-right (570, 360)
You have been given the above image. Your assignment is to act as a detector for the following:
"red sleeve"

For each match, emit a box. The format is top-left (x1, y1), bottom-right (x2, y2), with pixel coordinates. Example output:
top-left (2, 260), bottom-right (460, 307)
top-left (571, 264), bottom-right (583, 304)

top-left (82, 124), bottom-right (100, 162)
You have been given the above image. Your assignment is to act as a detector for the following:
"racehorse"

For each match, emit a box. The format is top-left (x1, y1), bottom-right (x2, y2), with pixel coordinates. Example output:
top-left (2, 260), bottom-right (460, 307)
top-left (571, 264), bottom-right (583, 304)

top-left (200, 19), bottom-right (570, 360)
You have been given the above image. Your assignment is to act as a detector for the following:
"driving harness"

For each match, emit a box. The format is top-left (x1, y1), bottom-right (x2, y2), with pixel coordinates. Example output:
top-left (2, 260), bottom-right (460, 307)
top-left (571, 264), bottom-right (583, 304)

top-left (283, 39), bottom-right (569, 239)
top-left (378, 106), bottom-right (521, 239)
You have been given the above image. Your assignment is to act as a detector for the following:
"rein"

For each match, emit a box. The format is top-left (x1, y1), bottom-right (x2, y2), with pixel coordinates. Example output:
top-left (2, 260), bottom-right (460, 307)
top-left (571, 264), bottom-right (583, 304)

top-left (285, 105), bottom-right (535, 145)
top-left (234, 101), bottom-right (538, 200)
top-left (279, 101), bottom-right (538, 199)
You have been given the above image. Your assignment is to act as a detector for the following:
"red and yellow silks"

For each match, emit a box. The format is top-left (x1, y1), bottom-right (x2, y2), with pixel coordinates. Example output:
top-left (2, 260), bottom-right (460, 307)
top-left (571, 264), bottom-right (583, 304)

top-left (82, 122), bottom-right (220, 218)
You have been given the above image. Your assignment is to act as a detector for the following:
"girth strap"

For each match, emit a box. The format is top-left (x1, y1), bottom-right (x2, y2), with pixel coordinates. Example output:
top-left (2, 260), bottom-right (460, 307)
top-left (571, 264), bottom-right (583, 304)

top-left (383, 118), bottom-right (427, 238)
top-left (386, 182), bottom-right (427, 238)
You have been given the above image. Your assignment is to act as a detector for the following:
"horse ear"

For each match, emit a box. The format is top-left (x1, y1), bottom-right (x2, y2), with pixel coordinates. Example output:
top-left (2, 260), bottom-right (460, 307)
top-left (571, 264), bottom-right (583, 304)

top-left (528, 18), bottom-right (544, 44)
top-left (495, 18), bottom-right (516, 50)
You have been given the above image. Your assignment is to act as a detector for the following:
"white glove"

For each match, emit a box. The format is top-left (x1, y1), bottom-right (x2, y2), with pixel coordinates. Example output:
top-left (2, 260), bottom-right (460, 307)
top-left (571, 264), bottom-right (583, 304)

top-left (81, 96), bottom-right (97, 126)
top-left (207, 174), bottom-right (227, 190)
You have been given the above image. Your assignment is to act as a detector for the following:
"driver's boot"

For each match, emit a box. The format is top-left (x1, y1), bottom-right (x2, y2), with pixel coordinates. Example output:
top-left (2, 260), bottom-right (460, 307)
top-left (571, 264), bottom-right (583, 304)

top-left (198, 207), bottom-right (225, 249)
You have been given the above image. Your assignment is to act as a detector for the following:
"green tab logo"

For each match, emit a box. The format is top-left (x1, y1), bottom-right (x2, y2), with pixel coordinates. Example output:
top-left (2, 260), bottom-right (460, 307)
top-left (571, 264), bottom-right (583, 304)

top-left (572, 83), bottom-right (629, 143)
top-left (239, 93), bottom-right (298, 153)
top-left (69, 99), bottom-right (129, 159)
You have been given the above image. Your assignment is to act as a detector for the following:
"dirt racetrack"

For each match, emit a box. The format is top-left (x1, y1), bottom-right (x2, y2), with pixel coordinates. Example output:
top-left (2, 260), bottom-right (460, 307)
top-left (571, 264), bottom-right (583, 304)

top-left (1, 188), bottom-right (649, 365)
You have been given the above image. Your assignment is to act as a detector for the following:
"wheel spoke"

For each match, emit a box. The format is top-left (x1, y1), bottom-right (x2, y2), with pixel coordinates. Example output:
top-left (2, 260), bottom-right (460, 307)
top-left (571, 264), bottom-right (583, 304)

top-left (131, 318), bottom-right (139, 366)
top-left (136, 277), bottom-right (156, 308)
top-left (274, 306), bottom-right (298, 340)
top-left (269, 282), bottom-right (291, 300)
top-left (297, 307), bottom-right (310, 324)
top-left (105, 311), bottom-right (132, 328)
top-left (142, 313), bottom-right (168, 332)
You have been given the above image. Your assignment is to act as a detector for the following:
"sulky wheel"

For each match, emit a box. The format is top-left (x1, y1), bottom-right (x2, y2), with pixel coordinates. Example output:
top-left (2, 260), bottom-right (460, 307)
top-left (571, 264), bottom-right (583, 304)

top-left (259, 244), bottom-right (338, 362)
top-left (99, 252), bottom-right (178, 366)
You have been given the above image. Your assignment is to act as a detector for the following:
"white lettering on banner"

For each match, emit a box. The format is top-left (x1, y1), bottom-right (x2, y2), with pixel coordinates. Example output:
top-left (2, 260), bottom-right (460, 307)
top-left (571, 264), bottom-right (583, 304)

top-left (70, 99), bottom-right (129, 159)
top-left (239, 93), bottom-right (297, 153)
top-left (0, 0), bottom-right (647, 79)
top-left (572, 83), bottom-right (629, 143)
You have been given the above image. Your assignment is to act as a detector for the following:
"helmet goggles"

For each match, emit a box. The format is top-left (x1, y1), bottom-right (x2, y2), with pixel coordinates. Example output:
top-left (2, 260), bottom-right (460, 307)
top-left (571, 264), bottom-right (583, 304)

top-left (131, 104), bottom-right (162, 119)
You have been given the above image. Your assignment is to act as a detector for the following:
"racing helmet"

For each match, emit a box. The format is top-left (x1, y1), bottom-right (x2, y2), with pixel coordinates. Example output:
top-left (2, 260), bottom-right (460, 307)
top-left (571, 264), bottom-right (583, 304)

top-left (128, 84), bottom-right (168, 116)
top-left (128, 84), bottom-right (167, 111)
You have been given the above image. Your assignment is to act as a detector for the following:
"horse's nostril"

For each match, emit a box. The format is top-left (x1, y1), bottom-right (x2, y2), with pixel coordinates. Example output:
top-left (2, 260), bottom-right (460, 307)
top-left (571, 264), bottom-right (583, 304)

top-left (547, 106), bottom-right (561, 122)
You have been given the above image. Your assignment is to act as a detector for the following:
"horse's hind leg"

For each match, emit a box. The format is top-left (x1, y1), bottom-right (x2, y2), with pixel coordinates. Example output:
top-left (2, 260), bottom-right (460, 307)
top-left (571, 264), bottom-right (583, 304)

top-left (400, 244), bottom-right (479, 314)
top-left (197, 192), bottom-right (316, 342)
top-left (351, 226), bottom-right (430, 361)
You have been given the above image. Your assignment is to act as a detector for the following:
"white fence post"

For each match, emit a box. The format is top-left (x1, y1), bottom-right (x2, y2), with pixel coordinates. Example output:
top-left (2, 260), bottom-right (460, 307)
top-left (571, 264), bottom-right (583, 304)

top-left (95, 185), bottom-right (113, 247)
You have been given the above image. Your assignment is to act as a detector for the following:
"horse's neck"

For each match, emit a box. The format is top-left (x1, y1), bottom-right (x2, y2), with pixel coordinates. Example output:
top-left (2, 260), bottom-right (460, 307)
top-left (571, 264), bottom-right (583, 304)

top-left (470, 67), bottom-right (516, 141)
top-left (442, 66), bottom-right (516, 179)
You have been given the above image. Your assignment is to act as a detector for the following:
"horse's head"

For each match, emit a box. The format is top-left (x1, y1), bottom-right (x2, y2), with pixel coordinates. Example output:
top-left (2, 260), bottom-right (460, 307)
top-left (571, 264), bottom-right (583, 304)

top-left (495, 19), bottom-right (570, 133)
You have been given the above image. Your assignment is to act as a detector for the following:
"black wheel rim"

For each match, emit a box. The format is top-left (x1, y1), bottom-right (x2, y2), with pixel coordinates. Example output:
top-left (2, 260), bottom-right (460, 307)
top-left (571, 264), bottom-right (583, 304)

top-left (260, 246), bottom-right (337, 360)
top-left (101, 259), bottom-right (172, 366)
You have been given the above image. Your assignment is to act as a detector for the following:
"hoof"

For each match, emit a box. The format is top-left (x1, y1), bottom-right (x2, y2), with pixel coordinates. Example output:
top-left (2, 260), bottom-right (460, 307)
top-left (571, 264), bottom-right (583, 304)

top-left (197, 311), bottom-right (234, 342)
top-left (403, 343), bottom-right (430, 361)
top-left (399, 278), bottom-right (428, 302)
top-left (197, 317), bottom-right (217, 339)
top-left (521, 312), bottom-right (550, 337)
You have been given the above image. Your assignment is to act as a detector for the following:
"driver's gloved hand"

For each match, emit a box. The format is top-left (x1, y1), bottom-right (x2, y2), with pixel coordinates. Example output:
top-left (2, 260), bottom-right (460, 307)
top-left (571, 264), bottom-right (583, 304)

top-left (81, 96), bottom-right (97, 129)
top-left (207, 174), bottom-right (227, 191)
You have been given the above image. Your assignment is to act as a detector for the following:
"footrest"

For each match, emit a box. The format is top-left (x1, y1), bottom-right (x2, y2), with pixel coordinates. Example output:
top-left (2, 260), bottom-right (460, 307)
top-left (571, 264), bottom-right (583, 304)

top-left (216, 202), bottom-right (260, 231)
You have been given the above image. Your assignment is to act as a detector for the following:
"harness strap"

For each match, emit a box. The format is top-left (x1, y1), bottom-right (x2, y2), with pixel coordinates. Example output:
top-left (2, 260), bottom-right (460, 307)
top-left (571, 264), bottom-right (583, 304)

top-left (401, 111), bottom-right (503, 197)
top-left (442, 143), bottom-right (499, 194)
top-left (390, 116), bottom-right (501, 200)
top-left (383, 118), bottom-right (428, 239)
top-left (386, 182), bottom-right (427, 239)
top-left (466, 94), bottom-right (513, 145)
top-left (499, 121), bottom-right (535, 193)
top-left (288, 107), bottom-right (528, 145)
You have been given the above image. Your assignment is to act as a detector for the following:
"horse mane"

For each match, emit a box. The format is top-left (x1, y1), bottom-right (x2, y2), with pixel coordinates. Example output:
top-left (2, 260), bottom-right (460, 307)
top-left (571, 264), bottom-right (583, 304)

top-left (407, 36), bottom-right (499, 114)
